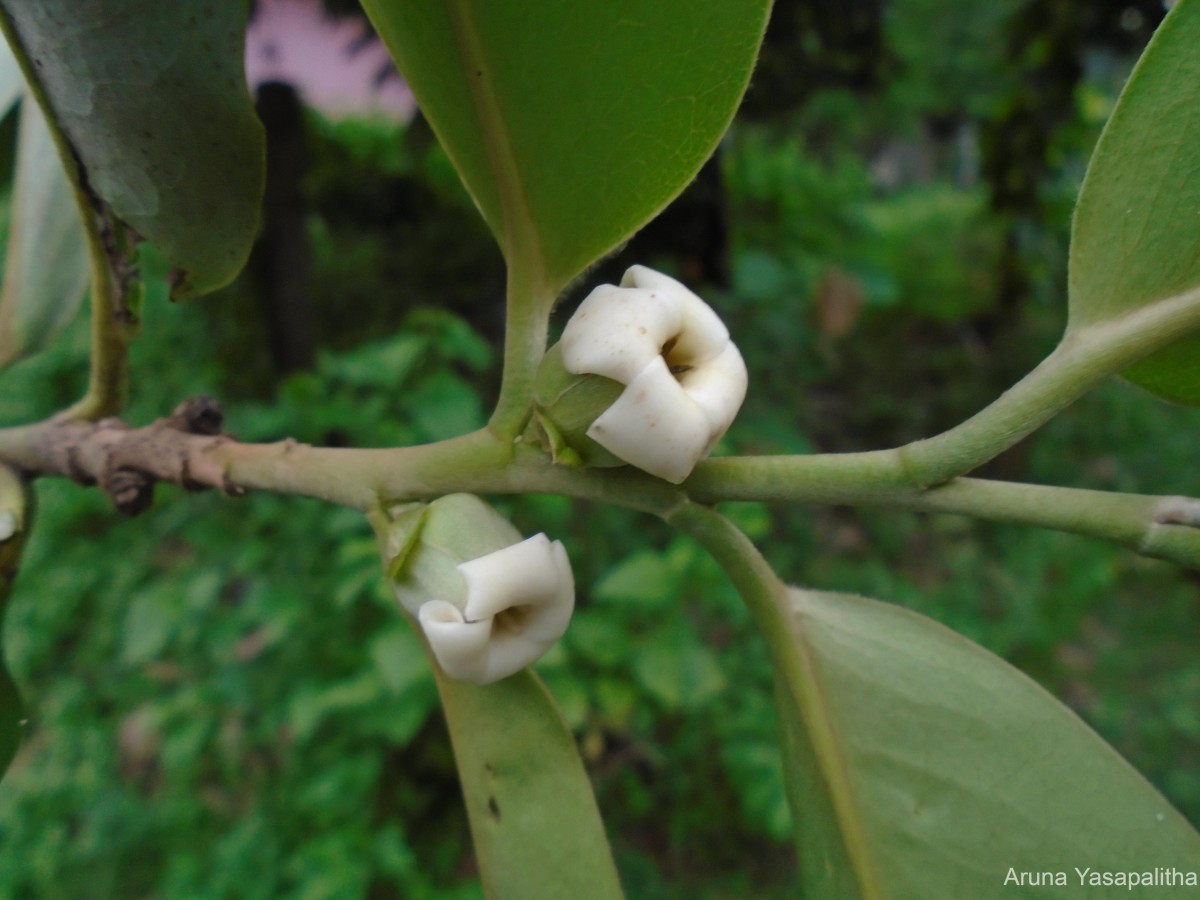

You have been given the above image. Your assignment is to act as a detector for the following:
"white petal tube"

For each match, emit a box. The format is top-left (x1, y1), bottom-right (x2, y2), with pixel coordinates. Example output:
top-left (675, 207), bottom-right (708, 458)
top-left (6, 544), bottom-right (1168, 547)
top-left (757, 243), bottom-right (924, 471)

top-left (418, 534), bottom-right (575, 684)
top-left (560, 265), bottom-right (748, 483)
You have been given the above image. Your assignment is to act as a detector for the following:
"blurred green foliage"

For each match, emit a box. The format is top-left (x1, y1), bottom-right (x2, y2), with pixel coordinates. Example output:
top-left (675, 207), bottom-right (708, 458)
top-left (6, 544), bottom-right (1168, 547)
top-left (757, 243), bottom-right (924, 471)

top-left (0, 0), bottom-right (1197, 897)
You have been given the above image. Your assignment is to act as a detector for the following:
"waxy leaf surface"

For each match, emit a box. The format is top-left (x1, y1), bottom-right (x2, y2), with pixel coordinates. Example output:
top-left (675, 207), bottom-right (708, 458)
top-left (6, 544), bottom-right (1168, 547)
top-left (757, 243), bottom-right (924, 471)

top-left (1069, 0), bottom-right (1200, 403)
top-left (0, 1), bottom-right (265, 299)
top-left (360, 0), bottom-right (770, 299)
top-left (776, 588), bottom-right (1200, 898)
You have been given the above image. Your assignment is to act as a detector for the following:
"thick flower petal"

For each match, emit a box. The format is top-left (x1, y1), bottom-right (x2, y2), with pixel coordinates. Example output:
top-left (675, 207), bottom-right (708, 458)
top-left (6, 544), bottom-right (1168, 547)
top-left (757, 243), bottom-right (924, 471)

top-left (419, 599), bottom-right (493, 683)
top-left (586, 356), bottom-right (712, 483)
top-left (559, 285), bottom-right (682, 383)
top-left (559, 265), bottom-right (747, 482)
top-left (621, 265), bottom-right (729, 365)
top-left (677, 343), bottom-right (748, 434)
top-left (418, 533), bottom-right (575, 685)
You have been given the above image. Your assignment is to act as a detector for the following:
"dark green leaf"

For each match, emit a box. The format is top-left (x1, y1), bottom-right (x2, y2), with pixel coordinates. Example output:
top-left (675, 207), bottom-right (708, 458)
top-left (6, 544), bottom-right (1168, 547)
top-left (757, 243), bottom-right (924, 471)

top-left (0, 2), bottom-right (265, 299)
top-left (1068, 0), bottom-right (1200, 403)
top-left (360, 0), bottom-right (771, 296)
top-left (777, 588), bottom-right (1200, 898)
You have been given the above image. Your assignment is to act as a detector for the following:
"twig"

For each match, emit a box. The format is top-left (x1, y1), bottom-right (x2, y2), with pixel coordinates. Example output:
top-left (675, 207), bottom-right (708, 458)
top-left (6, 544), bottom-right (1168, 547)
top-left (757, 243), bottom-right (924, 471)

top-left (2, 397), bottom-right (235, 515)
top-left (0, 404), bottom-right (512, 514)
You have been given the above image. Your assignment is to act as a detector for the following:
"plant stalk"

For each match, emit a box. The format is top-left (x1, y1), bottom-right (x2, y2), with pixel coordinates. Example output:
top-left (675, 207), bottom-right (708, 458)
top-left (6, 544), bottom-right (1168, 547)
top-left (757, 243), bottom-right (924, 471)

top-left (894, 282), bottom-right (1200, 486)
top-left (488, 264), bottom-right (553, 441)
top-left (688, 459), bottom-right (1200, 569)
top-left (61, 220), bottom-right (135, 421)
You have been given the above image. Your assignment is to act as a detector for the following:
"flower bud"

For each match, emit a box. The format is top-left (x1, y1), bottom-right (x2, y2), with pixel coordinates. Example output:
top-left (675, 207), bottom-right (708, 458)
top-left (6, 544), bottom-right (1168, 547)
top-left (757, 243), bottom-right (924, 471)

top-left (553, 265), bottom-right (747, 483)
top-left (377, 494), bottom-right (574, 685)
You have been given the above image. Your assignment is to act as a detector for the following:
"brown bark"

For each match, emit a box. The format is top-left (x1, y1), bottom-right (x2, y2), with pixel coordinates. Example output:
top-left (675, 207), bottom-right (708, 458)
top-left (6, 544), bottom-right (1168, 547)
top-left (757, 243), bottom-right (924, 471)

top-left (4, 397), bottom-right (243, 516)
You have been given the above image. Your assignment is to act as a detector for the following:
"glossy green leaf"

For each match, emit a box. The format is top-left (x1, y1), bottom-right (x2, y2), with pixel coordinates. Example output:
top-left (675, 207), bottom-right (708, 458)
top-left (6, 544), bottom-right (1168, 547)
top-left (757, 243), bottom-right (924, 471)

top-left (360, 0), bottom-right (770, 298)
top-left (0, 463), bottom-right (31, 779)
top-left (1068, 0), bottom-right (1200, 403)
top-left (0, 93), bottom-right (89, 369)
top-left (0, 2), bottom-right (265, 299)
top-left (433, 666), bottom-right (623, 899)
top-left (776, 588), bottom-right (1200, 898)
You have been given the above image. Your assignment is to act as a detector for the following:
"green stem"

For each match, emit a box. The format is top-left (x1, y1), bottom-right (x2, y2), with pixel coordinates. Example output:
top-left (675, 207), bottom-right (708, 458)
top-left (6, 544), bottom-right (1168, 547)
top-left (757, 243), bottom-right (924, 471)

top-left (214, 274), bottom-right (1200, 545)
top-left (663, 502), bottom-right (789, 658)
top-left (61, 221), bottom-right (134, 420)
top-left (6, 403), bottom-right (1200, 570)
top-left (688, 457), bottom-right (1200, 569)
top-left (215, 428), bottom-right (514, 511)
top-left (894, 282), bottom-right (1200, 487)
top-left (488, 265), bottom-right (553, 441)
top-left (437, 0), bottom-right (558, 441)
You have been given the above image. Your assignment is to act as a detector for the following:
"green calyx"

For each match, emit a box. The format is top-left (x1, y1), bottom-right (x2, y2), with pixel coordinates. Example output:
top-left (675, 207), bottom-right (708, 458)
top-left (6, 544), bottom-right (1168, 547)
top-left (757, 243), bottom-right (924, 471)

top-left (373, 493), bottom-right (524, 617)
top-left (528, 342), bottom-right (626, 468)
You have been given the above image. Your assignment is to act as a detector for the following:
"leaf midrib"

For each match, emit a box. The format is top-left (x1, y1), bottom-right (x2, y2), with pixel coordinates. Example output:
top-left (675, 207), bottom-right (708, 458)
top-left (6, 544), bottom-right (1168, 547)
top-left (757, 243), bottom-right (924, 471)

top-left (783, 594), bottom-right (887, 900)
top-left (445, 0), bottom-right (548, 289)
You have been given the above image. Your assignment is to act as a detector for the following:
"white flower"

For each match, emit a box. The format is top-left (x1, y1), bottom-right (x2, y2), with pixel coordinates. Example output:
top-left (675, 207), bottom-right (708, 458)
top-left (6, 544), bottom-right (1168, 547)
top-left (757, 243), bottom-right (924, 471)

top-left (417, 533), bottom-right (574, 684)
top-left (559, 265), bottom-right (747, 483)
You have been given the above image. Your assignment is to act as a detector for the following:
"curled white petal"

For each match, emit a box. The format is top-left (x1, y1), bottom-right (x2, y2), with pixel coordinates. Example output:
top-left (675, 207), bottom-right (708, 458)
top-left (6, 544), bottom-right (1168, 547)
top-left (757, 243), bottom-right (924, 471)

top-left (560, 265), bottom-right (747, 482)
top-left (587, 356), bottom-right (711, 484)
top-left (418, 534), bottom-right (574, 684)
top-left (677, 342), bottom-right (748, 434)
top-left (418, 600), bottom-right (493, 683)
top-left (559, 285), bottom-right (684, 384)
top-left (621, 265), bottom-right (730, 366)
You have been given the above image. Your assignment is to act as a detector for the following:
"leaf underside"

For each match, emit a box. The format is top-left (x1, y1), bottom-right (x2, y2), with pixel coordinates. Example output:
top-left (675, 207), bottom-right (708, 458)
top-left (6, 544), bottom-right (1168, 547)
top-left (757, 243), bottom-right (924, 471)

top-left (432, 665), bottom-right (624, 899)
top-left (776, 588), bottom-right (1200, 899)
top-left (0, 89), bottom-right (89, 370)
top-left (0, 1), bottom-right (265, 300)
top-left (1068, 0), bottom-right (1200, 403)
